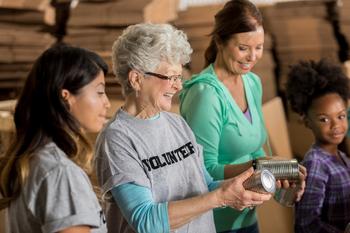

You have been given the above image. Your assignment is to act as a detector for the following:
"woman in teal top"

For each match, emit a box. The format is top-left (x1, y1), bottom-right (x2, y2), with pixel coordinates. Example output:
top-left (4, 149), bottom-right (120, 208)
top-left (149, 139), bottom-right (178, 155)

top-left (180, 0), bottom-right (298, 232)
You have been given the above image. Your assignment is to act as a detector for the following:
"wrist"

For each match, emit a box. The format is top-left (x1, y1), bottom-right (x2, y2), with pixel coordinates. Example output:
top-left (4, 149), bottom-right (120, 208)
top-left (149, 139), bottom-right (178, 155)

top-left (252, 159), bottom-right (257, 170)
top-left (214, 184), bottom-right (227, 208)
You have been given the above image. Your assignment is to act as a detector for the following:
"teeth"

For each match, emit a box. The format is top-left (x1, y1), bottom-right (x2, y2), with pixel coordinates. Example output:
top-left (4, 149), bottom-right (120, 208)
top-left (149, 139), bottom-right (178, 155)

top-left (164, 93), bottom-right (173, 97)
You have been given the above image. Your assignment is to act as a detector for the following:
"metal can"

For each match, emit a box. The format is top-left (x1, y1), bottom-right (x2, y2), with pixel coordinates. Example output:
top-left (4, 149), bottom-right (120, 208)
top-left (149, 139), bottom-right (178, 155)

top-left (243, 169), bottom-right (276, 194)
top-left (255, 159), bottom-right (299, 181)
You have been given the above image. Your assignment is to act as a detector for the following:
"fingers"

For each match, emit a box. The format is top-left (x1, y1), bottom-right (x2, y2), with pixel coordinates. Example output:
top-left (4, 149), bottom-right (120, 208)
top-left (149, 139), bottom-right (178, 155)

top-left (280, 179), bottom-right (290, 188)
top-left (276, 180), bottom-right (281, 188)
top-left (298, 164), bottom-right (307, 177)
top-left (236, 167), bottom-right (254, 181)
top-left (242, 190), bottom-right (272, 206)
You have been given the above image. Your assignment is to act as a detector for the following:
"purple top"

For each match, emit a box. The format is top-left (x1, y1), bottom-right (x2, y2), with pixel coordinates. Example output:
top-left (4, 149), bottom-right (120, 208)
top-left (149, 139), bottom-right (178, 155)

top-left (243, 107), bottom-right (252, 123)
top-left (295, 144), bottom-right (350, 233)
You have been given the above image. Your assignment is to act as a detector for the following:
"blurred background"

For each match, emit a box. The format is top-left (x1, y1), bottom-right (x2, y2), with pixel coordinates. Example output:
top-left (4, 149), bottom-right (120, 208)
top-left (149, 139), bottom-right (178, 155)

top-left (0, 0), bottom-right (349, 232)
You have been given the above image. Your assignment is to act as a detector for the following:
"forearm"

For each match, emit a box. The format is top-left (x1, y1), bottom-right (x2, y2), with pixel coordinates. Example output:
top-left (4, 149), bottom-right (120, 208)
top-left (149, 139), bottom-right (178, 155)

top-left (224, 161), bottom-right (252, 179)
top-left (168, 189), bottom-right (221, 230)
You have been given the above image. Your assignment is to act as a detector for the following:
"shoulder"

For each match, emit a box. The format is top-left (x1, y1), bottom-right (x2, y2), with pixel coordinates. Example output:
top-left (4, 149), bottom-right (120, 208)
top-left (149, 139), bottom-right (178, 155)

top-left (302, 147), bottom-right (330, 175)
top-left (162, 112), bottom-right (190, 128)
top-left (26, 143), bottom-right (90, 195)
top-left (162, 112), bottom-right (196, 134)
top-left (97, 109), bottom-right (132, 142)
top-left (31, 142), bottom-right (79, 176)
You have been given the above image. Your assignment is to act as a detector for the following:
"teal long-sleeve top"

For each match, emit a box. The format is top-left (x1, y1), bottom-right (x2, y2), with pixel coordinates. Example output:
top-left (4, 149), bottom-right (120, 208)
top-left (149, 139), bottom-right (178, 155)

top-left (179, 64), bottom-right (267, 232)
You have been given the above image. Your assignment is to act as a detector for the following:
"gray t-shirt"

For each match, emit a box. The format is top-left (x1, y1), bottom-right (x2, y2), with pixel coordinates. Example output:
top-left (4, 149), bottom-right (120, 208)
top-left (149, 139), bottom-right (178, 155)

top-left (9, 142), bottom-right (107, 233)
top-left (95, 109), bottom-right (216, 233)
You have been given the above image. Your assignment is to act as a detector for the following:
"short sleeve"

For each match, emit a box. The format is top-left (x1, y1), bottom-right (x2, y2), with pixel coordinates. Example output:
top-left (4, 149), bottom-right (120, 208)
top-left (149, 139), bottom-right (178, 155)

top-left (29, 165), bottom-right (104, 233)
top-left (95, 129), bottom-right (151, 201)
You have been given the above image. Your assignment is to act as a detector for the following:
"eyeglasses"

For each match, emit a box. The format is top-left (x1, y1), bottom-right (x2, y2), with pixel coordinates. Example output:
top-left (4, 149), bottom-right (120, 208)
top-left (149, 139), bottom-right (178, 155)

top-left (144, 71), bottom-right (184, 85)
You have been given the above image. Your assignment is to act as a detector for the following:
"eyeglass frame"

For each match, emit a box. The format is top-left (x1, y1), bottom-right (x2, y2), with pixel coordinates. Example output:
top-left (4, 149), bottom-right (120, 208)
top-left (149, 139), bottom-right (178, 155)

top-left (144, 71), bottom-right (184, 84)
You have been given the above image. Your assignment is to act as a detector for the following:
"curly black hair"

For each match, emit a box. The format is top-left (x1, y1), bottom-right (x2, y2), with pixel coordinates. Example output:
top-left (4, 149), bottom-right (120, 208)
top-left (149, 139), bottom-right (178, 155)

top-left (285, 59), bottom-right (350, 115)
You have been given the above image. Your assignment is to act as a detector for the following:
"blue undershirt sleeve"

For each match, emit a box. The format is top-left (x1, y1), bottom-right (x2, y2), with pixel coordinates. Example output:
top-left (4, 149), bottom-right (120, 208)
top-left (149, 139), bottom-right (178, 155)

top-left (203, 165), bottom-right (221, 191)
top-left (111, 183), bottom-right (169, 233)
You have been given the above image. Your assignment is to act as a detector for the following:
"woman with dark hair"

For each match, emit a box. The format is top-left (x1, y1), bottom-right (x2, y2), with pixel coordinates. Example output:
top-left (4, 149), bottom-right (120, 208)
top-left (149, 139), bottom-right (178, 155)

top-left (286, 59), bottom-right (350, 233)
top-left (180, 0), bottom-right (305, 232)
top-left (0, 44), bottom-right (110, 233)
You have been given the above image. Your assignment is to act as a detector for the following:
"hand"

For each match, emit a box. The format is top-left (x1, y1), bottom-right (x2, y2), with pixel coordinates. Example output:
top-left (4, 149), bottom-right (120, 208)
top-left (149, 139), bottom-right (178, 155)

top-left (275, 164), bottom-right (306, 202)
top-left (216, 168), bottom-right (272, 211)
top-left (294, 164), bottom-right (306, 202)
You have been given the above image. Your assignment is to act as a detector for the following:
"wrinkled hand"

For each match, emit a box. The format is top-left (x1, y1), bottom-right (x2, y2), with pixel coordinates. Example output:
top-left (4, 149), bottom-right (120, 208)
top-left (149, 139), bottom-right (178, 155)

top-left (216, 168), bottom-right (272, 211)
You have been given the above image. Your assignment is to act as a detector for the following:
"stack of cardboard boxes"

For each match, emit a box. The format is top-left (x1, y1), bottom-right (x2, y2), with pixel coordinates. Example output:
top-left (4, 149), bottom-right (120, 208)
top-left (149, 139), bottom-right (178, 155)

top-left (0, 1), bottom-right (54, 100)
top-left (65, 0), bottom-right (178, 99)
top-left (173, 4), bottom-right (277, 103)
top-left (339, 0), bottom-right (350, 47)
top-left (261, 1), bottom-right (339, 93)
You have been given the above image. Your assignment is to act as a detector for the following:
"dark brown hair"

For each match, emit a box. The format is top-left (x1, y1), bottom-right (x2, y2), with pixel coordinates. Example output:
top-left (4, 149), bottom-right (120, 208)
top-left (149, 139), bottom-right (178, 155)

top-left (204, 0), bottom-right (263, 67)
top-left (0, 44), bottom-right (108, 209)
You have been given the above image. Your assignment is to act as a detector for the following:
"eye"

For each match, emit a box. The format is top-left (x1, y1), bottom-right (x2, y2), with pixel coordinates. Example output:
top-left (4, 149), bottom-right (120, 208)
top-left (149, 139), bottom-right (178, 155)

top-left (339, 114), bottom-right (346, 120)
top-left (239, 46), bottom-right (247, 51)
top-left (319, 117), bottom-right (329, 123)
top-left (256, 45), bottom-right (263, 50)
top-left (97, 89), bottom-right (106, 95)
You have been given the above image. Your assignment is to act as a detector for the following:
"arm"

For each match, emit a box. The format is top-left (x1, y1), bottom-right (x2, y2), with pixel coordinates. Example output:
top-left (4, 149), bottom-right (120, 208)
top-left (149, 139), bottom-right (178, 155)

top-left (294, 160), bottom-right (341, 233)
top-left (32, 165), bottom-right (104, 233)
top-left (203, 164), bottom-right (221, 191)
top-left (180, 84), bottom-right (255, 180)
top-left (112, 168), bottom-right (271, 232)
top-left (224, 161), bottom-right (253, 179)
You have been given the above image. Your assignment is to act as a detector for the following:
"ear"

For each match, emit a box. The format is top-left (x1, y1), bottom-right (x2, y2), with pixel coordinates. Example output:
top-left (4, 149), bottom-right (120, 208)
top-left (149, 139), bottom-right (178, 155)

top-left (61, 89), bottom-right (74, 107)
top-left (128, 70), bottom-right (143, 92)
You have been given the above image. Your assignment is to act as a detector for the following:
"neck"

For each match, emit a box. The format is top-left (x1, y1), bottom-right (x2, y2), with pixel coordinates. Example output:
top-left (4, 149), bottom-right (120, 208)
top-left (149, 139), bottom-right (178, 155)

top-left (316, 142), bottom-right (338, 156)
top-left (213, 57), bottom-right (240, 82)
top-left (123, 93), bottom-right (160, 119)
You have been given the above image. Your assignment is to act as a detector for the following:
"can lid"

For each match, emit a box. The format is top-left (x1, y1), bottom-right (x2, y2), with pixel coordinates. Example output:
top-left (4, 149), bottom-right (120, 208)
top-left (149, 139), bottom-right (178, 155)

top-left (261, 169), bottom-right (276, 193)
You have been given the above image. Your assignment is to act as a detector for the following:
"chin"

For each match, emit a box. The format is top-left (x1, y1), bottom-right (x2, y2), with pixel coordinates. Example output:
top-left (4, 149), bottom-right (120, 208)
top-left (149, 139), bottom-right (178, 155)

top-left (159, 101), bottom-right (172, 112)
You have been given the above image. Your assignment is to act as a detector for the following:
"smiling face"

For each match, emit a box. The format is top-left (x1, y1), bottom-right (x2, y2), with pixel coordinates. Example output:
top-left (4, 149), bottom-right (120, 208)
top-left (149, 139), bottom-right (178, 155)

top-left (63, 71), bottom-right (111, 133)
top-left (305, 93), bottom-right (348, 154)
top-left (138, 61), bottom-right (183, 113)
top-left (218, 26), bottom-right (264, 76)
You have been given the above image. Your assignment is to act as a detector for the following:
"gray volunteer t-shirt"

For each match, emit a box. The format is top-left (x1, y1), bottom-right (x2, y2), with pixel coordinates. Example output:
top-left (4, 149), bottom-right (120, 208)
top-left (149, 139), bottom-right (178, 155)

top-left (9, 142), bottom-right (107, 233)
top-left (95, 109), bottom-right (216, 233)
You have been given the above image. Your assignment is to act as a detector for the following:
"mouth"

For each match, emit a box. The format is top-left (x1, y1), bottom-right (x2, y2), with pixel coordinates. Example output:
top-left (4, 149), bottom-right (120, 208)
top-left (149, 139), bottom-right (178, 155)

top-left (163, 93), bottom-right (175, 98)
top-left (99, 114), bottom-right (108, 122)
top-left (238, 62), bottom-right (252, 70)
top-left (330, 132), bottom-right (345, 139)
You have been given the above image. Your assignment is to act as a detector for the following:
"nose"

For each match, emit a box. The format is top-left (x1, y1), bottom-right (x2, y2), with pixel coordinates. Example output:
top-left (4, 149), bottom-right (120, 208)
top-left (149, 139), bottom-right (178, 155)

top-left (330, 118), bottom-right (341, 130)
top-left (172, 80), bottom-right (183, 91)
top-left (104, 95), bottom-right (111, 109)
top-left (247, 49), bottom-right (257, 62)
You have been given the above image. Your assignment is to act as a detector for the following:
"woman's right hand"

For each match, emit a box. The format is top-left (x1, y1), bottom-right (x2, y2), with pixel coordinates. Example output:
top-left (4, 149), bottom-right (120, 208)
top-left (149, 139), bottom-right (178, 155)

top-left (216, 168), bottom-right (272, 211)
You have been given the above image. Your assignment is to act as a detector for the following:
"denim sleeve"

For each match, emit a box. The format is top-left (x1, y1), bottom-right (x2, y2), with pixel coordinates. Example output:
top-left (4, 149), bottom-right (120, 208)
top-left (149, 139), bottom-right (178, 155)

top-left (111, 183), bottom-right (169, 233)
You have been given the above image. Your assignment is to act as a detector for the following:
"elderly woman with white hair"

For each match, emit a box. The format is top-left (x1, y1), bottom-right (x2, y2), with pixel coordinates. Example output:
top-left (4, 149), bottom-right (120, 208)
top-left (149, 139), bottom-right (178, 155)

top-left (94, 23), bottom-right (271, 233)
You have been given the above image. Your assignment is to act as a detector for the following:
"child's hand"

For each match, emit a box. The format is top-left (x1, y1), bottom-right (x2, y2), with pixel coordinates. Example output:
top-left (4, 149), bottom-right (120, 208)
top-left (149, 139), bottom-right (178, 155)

top-left (295, 165), bottom-right (307, 202)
